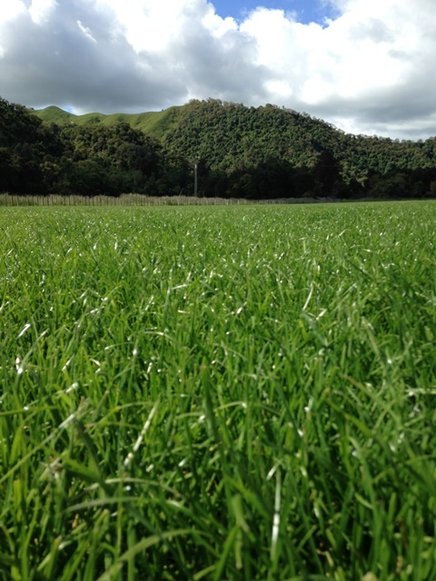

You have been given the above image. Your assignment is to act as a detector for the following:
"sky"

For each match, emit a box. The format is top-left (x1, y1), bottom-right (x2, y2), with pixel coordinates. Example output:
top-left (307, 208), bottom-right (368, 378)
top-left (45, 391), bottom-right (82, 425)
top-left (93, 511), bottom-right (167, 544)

top-left (213, 0), bottom-right (338, 24)
top-left (1, 0), bottom-right (436, 140)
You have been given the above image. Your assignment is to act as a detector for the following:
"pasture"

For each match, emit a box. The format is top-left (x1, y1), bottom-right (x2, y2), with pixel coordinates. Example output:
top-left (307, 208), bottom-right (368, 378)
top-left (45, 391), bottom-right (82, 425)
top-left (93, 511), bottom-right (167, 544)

top-left (0, 201), bottom-right (435, 579)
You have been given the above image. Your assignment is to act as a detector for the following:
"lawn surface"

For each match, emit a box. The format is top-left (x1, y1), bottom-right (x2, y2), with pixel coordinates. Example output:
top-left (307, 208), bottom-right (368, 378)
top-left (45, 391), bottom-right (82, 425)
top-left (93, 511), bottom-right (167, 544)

top-left (0, 201), bottom-right (435, 579)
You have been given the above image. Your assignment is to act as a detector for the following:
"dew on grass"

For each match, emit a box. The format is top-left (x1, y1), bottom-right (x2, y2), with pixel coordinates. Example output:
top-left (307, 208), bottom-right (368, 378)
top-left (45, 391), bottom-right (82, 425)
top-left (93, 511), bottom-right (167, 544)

top-left (17, 322), bottom-right (31, 338)
top-left (15, 356), bottom-right (24, 375)
top-left (304, 398), bottom-right (314, 414)
top-left (65, 382), bottom-right (79, 394)
top-left (62, 359), bottom-right (72, 371)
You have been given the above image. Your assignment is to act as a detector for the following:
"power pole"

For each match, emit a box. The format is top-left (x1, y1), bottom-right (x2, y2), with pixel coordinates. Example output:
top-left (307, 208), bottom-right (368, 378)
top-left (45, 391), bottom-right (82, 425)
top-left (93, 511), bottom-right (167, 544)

top-left (194, 161), bottom-right (198, 197)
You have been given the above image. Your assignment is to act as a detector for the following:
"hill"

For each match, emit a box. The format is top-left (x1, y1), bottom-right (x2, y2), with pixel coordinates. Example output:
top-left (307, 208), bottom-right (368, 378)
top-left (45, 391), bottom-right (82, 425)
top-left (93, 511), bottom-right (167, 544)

top-left (1, 96), bottom-right (435, 198)
top-left (34, 105), bottom-right (183, 139)
top-left (34, 99), bottom-right (436, 176)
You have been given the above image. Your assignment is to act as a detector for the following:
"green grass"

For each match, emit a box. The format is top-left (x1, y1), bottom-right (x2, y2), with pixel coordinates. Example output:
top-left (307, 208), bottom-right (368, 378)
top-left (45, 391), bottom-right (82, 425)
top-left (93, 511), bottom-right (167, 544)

top-left (33, 105), bottom-right (183, 139)
top-left (0, 201), bottom-right (435, 580)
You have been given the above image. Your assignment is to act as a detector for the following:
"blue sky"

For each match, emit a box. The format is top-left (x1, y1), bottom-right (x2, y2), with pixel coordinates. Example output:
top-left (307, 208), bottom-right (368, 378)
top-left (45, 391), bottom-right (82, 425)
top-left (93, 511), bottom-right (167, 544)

top-left (212, 0), bottom-right (336, 24)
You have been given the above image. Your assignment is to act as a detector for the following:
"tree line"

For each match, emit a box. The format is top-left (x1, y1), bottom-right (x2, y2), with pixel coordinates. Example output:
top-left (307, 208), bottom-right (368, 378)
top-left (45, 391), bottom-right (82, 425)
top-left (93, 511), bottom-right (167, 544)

top-left (1, 96), bottom-right (435, 199)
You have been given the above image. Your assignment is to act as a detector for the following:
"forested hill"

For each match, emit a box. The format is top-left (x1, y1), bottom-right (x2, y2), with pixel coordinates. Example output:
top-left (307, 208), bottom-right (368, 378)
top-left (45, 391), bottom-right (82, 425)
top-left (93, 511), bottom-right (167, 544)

top-left (1, 96), bottom-right (435, 198)
top-left (160, 100), bottom-right (436, 193)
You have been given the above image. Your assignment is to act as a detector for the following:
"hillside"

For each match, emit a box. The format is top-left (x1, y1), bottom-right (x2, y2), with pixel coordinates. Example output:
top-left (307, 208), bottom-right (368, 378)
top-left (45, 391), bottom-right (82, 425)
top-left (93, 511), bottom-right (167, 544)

top-left (34, 105), bottom-right (183, 139)
top-left (34, 99), bottom-right (436, 177)
top-left (34, 100), bottom-right (349, 169)
top-left (1, 96), bottom-right (434, 198)
top-left (161, 100), bottom-right (435, 175)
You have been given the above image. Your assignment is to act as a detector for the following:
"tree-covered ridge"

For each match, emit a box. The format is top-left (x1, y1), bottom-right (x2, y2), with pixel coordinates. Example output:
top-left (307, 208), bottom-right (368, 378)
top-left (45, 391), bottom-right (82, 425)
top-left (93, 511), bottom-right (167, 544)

top-left (1, 98), bottom-right (191, 196)
top-left (164, 99), bottom-right (436, 176)
top-left (1, 96), bottom-right (436, 198)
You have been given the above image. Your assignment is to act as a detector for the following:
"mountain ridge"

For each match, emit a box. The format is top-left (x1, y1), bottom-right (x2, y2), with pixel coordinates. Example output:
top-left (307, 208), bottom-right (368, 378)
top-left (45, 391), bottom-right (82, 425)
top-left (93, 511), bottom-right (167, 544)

top-left (33, 100), bottom-right (435, 143)
top-left (33, 104), bottom-right (184, 139)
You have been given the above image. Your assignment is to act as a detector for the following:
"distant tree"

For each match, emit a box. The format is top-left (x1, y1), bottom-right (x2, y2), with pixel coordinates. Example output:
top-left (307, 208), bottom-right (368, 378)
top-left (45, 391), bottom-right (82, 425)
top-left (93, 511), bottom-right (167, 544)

top-left (312, 150), bottom-right (343, 197)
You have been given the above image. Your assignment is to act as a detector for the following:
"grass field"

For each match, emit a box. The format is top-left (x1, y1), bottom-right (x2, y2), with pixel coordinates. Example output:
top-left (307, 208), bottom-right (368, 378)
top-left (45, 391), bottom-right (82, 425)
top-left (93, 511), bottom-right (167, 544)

top-left (0, 201), bottom-right (435, 580)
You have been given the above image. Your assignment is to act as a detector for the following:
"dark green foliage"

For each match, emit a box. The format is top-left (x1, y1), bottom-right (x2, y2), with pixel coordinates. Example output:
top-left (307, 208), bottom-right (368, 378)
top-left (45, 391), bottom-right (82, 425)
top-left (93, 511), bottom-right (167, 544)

top-left (56, 123), bottom-right (168, 196)
top-left (1, 96), bottom-right (436, 198)
top-left (161, 99), bottom-right (436, 198)
top-left (0, 97), bottom-right (191, 197)
top-left (0, 98), bottom-right (64, 194)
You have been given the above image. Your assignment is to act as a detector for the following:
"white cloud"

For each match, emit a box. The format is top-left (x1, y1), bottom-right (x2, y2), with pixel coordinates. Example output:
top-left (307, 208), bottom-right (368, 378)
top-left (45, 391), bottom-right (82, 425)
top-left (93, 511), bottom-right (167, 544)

top-left (240, 1), bottom-right (436, 136)
top-left (29, 0), bottom-right (57, 25)
top-left (77, 19), bottom-right (97, 43)
top-left (1, 0), bottom-right (26, 23)
top-left (0, 0), bottom-right (435, 138)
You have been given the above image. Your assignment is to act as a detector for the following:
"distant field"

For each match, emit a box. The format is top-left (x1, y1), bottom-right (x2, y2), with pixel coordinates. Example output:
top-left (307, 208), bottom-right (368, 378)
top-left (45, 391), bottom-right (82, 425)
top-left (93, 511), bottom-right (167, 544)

top-left (0, 201), bottom-right (435, 579)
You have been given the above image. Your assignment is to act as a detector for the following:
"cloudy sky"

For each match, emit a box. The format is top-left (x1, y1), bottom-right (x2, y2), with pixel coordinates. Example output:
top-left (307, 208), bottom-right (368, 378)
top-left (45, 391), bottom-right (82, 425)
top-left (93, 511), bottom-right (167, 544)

top-left (1, 0), bottom-right (435, 139)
